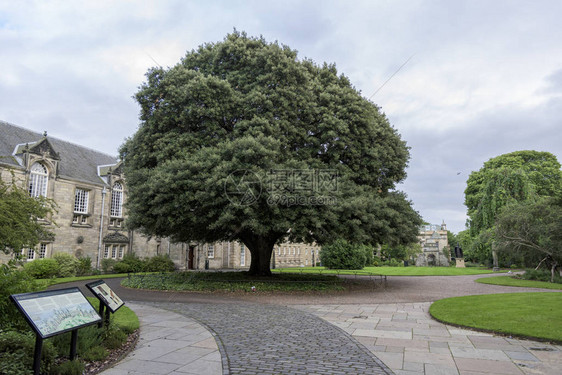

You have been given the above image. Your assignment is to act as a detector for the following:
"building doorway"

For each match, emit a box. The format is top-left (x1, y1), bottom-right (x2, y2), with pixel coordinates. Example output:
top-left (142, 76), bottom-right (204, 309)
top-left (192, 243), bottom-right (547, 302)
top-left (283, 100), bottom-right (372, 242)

top-left (188, 246), bottom-right (195, 270)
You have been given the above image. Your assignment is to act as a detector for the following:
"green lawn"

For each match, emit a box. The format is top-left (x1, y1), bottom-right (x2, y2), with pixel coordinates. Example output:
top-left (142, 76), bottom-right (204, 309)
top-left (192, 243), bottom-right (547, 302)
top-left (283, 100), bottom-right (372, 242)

top-left (273, 266), bottom-right (496, 276)
top-left (476, 276), bottom-right (562, 290)
top-left (87, 297), bottom-right (139, 333)
top-left (430, 293), bottom-right (562, 343)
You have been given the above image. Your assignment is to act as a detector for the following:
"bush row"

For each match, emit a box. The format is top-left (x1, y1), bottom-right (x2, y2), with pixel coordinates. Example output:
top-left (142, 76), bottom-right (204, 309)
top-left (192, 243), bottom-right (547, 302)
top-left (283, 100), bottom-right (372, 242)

top-left (320, 239), bottom-right (374, 270)
top-left (102, 254), bottom-right (176, 274)
top-left (23, 253), bottom-right (176, 279)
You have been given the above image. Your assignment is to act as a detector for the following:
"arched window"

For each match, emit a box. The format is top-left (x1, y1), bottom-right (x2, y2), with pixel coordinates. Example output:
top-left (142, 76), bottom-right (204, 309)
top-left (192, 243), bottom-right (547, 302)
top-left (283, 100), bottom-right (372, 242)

top-left (28, 163), bottom-right (48, 197)
top-left (110, 182), bottom-right (123, 217)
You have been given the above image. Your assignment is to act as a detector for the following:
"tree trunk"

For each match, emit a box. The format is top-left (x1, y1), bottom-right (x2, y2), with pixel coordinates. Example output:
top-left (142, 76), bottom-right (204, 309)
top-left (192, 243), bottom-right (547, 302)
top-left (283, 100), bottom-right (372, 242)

top-left (551, 260), bottom-right (558, 283)
top-left (240, 232), bottom-right (280, 276)
top-left (492, 248), bottom-right (499, 271)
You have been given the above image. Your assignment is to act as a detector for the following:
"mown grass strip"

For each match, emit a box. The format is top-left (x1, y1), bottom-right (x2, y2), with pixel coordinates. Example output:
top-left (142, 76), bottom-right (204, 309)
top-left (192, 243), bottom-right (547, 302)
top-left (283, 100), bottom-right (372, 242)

top-left (476, 276), bottom-right (562, 290)
top-left (429, 293), bottom-right (562, 343)
top-left (86, 297), bottom-right (140, 333)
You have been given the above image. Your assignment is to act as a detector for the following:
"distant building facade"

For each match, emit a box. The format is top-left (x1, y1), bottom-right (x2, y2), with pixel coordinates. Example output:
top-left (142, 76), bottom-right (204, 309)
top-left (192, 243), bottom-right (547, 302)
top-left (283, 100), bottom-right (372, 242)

top-left (415, 222), bottom-right (449, 266)
top-left (0, 121), bottom-right (319, 270)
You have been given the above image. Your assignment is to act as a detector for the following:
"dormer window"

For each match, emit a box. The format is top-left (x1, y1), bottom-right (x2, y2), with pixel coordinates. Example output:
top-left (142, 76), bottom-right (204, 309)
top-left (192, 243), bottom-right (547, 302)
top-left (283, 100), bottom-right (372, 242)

top-left (110, 182), bottom-right (123, 217)
top-left (29, 162), bottom-right (48, 197)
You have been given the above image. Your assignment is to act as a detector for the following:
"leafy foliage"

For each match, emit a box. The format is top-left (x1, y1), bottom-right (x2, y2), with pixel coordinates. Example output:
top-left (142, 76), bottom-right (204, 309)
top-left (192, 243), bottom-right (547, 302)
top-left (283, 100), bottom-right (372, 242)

top-left (101, 258), bottom-right (117, 273)
top-left (52, 252), bottom-right (79, 277)
top-left (0, 174), bottom-right (56, 254)
top-left (494, 197), bottom-right (562, 281)
top-left (76, 257), bottom-right (92, 276)
top-left (0, 263), bottom-right (40, 331)
top-left (0, 330), bottom-right (57, 375)
top-left (23, 258), bottom-right (60, 279)
top-left (121, 31), bottom-right (421, 275)
top-left (145, 254), bottom-right (176, 272)
top-left (112, 253), bottom-right (145, 273)
top-left (464, 151), bottom-right (562, 264)
top-left (320, 239), bottom-right (373, 269)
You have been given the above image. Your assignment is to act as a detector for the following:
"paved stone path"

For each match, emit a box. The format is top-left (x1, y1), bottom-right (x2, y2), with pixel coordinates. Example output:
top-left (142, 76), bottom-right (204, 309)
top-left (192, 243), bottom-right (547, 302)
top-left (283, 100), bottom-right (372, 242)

top-left (296, 303), bottom-right (562, 375)
top-left (101, 303), bottom-right (222, 375)
top-left (155, 302), bottom-right (393, 375)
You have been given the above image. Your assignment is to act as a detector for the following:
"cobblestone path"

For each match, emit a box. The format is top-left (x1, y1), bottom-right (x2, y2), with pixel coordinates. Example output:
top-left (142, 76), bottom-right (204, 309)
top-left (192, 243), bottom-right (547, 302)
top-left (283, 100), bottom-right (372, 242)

top-left (154, 302), bottom-right (394, 375)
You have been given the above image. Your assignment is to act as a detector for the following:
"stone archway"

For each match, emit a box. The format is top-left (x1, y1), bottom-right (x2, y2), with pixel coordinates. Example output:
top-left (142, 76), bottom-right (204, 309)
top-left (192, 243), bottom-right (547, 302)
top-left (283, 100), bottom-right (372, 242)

top-left (427, 254), bottom-right (436, 266)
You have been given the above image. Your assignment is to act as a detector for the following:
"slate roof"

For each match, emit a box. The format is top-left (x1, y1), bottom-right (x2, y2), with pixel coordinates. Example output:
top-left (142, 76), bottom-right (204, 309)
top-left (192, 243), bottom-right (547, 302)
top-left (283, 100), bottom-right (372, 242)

top-left (0, 120), bottom-right (119, 186)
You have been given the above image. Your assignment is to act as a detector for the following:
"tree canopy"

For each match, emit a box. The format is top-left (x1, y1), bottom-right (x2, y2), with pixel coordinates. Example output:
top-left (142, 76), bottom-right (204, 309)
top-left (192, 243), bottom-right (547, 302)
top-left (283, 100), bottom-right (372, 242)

top-left (464, 150), bottom-right (562, 265)
top-left (0, 174), bottom-right (55, 255)
top-left (495, 197), bottom-right (562, 281)
top-left (121, 32), bottom-right (421, 275)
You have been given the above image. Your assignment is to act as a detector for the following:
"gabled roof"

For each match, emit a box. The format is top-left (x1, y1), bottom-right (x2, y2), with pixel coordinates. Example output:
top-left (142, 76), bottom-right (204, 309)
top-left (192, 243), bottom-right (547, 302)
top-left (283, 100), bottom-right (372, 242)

top-left (0, 120), bottom-right (119, 186)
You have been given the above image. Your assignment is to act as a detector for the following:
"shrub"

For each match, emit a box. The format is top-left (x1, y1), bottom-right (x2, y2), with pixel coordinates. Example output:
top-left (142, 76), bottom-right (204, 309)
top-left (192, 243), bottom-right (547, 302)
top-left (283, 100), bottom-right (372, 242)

top-left (113, 253), bottom-right (146, 273)
top-left (521, 269), bottom-right (562, 283)
top-left (101, 258), bottom-right (117, 274)
top-left (320, 239), bottom-right (370, 270)
top-left (145, 255), bottom-right (176, 272)
top-left (23, 258), bottom-right (60, 279)
top-left (0, 264), bottom-right (40, 330)
top-left (53, 253), bottom-right (79, 277)
top-left (51, 360), bottom-right (84, 375)
top-left (0, 330), bottom-right (56, 374)
top-left (101, 325), bottom-right (128, 349)
top-left (80, 345), bottom-right (108, 362)
top-left (76, 257), bottom-right (92, 276)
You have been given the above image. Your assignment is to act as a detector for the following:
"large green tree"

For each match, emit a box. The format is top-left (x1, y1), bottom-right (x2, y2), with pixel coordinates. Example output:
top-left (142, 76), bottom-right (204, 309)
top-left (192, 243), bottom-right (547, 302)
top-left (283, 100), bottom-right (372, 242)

top-left (464, 150), bottom-right (561, 266)
top-left (122, 32), bottom-right (421, 275)
top-left (495, 197), bottom-right (562, 282)
top-left (0, 174), bottom-right (55, 255)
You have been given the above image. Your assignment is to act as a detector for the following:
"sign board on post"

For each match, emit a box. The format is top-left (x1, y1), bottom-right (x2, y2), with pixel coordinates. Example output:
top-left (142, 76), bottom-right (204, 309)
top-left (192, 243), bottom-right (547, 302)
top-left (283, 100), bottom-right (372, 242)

top-left (85, 280), bottom-right (124, 313)
top-left (10, 287), bottom-right (102, 375)
top-left (10, 287), bottom-right (102, 339)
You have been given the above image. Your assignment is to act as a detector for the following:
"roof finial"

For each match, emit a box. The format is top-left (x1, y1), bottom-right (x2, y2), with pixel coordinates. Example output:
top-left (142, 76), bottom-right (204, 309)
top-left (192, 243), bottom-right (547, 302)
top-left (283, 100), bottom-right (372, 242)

top-left (43, 131), bottom-right (48, 137)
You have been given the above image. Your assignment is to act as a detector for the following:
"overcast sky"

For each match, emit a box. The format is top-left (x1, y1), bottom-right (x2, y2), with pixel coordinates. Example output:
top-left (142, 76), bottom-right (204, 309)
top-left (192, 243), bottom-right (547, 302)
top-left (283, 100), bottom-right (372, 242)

top-left (1, 0), bottom-right (561, 233)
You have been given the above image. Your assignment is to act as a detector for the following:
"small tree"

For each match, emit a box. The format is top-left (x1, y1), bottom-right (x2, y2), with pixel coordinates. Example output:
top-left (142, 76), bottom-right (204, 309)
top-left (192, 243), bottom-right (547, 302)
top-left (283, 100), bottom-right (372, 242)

top-left (495, 197), bottom-right (562, 282)
top-left (0, 174), bottom-right (56, 255)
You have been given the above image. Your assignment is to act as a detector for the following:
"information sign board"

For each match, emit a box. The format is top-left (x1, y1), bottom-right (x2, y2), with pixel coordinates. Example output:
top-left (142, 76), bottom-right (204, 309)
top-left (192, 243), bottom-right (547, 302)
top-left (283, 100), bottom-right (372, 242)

top-left (10, 287), bottom-right (102, 339)
top-left (85, 280), bottom-right (124, 313)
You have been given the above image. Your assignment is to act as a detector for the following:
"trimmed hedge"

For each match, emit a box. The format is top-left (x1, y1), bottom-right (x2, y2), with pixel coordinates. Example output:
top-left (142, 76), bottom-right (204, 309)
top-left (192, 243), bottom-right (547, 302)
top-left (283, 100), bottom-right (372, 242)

top-left (320, 239), bottom-right (373, 270)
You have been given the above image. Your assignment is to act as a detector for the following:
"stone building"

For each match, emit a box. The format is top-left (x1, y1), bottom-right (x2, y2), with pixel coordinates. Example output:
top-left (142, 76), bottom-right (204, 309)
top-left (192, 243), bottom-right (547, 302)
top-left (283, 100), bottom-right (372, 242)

top-left (0, 121), bottom-right (170, 266)
top-left (0, 121), bottom-right (320, 270)
top-left (415, 222), bottom-right (449, 266)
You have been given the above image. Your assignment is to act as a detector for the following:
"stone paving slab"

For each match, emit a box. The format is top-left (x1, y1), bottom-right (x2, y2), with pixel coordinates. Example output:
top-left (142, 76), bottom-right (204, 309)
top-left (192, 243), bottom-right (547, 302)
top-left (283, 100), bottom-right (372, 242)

top-left (295, 302), bottom-right (561, 375)
top-left (100, 303), bottom-right (222, 375)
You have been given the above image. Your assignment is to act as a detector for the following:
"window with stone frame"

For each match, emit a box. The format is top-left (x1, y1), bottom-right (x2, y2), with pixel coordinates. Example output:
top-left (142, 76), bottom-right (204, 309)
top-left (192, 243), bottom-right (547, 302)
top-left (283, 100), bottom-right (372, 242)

top-left (27, 248), bottom-right (35, 261)
top-left (74, 188), bottom-right (89, 213)
top-left (38, 243), bottom-right (47, 259)
top-left (110, 182), bottom-right (123, 217)
top-left (207, 244), bottom-right (215, 258)
top-left (28, 162), bottom-right (48, 197)
top-left (104, 245), bottom-right (110, 258)
top-left (72, 188), bottom-right (91, 225)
